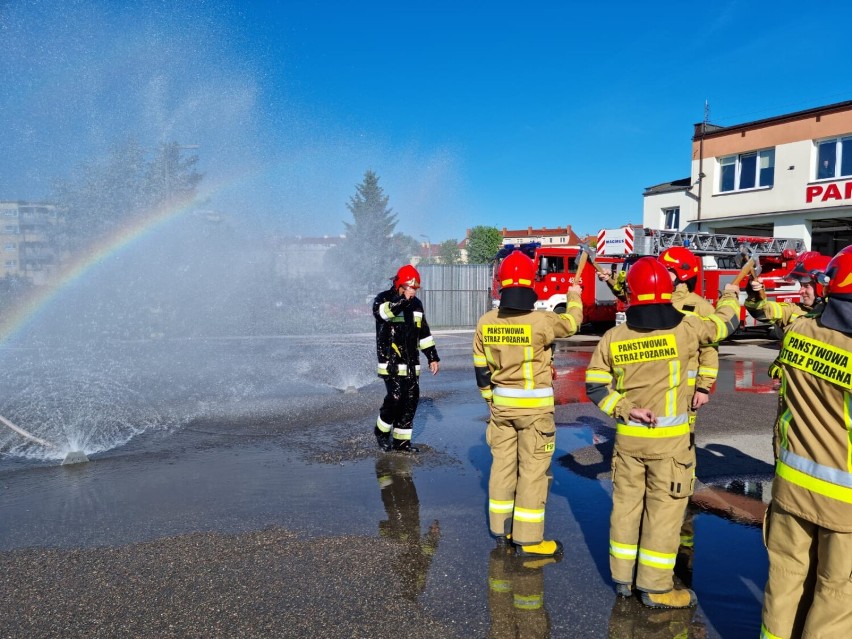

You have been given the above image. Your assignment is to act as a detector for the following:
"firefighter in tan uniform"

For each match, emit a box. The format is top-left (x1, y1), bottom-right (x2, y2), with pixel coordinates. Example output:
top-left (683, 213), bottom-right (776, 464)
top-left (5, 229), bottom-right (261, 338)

top-left (658, 247), bottom-right (719, 416)
top-left (473, 250), bottom-right (583, 556)
top-left (657, 246), bottom-right (720, 569)
top-left (759, 248), bottom-right (852, 639)
top-left (746, 251), bottom-right (830, 333)
top-left (585, 257), bottom-right (741, 608)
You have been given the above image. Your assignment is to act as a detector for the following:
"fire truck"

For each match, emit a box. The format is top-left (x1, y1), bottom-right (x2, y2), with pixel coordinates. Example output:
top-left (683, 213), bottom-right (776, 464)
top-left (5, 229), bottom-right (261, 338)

top-left (490, 243), bottom-right (624, 327)
top-left (596, 227), bottom-right (808, 332)
top-left (491, 227), bottom-right (813, 334)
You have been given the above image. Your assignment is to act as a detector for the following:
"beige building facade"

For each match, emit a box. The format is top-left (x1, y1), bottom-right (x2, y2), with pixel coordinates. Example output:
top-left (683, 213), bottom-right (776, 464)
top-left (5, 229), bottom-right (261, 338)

top-left (644, 100), bottom-right (852, 254)
top-left (500, 225), bottom-right (582, 247)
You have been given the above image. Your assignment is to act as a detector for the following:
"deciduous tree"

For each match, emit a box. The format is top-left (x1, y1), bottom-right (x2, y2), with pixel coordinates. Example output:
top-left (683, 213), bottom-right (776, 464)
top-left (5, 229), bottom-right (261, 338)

top-left (437, 239), bottom-right (462, 264)
top-left (51, 140), bottom-right (202, 254)
top-left (466, 226), bottom-right (503, 264)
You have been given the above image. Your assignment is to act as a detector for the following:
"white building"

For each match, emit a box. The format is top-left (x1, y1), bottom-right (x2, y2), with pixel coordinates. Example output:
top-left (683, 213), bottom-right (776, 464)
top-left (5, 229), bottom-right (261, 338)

top-left (274, 235), bottom-right (343, 280)
top-left (643, 100), bottom-right (852, 255)
top-left (1, 201), bottom-right (61, 284)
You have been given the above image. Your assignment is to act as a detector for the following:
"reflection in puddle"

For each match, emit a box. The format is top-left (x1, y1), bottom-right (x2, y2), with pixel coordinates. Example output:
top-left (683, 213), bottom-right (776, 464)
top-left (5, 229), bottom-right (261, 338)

top-left (692, 479), bottom-right (769, 527)
top-left (552, 351), bottom-right (593, 405)
top-left (608, 592), bottom-right (708, 638)
top-left (374, 455), bottom-right (441, 602)
top-left (487, 545), bottom-right (560, 638)
top-left (556, 423), bottom-right (768, 638)
top-left (732, 361), bottom-right (778, 394)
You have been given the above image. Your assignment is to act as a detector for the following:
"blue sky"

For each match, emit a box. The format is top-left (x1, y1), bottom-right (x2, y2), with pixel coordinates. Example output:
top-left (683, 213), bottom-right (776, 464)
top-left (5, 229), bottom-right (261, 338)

top-left (2, 1), bottom-right (852, 243)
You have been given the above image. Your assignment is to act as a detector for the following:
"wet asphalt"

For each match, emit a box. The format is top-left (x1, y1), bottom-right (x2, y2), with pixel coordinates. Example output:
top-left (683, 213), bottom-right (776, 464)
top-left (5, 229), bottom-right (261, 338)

top-left (0, 331), bottom-right (782, 638)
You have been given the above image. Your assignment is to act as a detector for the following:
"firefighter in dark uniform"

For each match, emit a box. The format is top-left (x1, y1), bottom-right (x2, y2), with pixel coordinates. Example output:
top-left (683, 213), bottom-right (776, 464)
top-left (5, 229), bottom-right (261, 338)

top-left (598, 266), bottom-right (629, 304)
top-left (373, 264), bottom-right (440, 453)
top-left (760, 248), bottom-right (852, 639)
top-left (585, 257), bottom-right (741, 609)
top-left (473, 250), bottom-right (583, 556)
top-left (375, 455), bottom-right (440, 602)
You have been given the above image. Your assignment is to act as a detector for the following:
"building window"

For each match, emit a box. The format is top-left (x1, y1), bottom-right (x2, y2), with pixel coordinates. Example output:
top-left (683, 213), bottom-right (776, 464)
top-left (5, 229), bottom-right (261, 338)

top-left (5, 260), bottom-right (17, 267)
top-left (2, 209), bottom-right (18, 217)
top-left (4, 243), bottom-right (16, 251)
top-left (663, 207), bottom-right (680, 230)
top-left (816, 136), bottom-right (852, 180)
top-left (719, 148), bottom-right (775, 192)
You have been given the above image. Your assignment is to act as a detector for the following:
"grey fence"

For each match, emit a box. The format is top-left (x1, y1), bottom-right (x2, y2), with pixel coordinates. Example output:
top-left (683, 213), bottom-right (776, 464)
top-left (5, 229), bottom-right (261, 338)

top-left (417, 264), bottom-right (493, 328)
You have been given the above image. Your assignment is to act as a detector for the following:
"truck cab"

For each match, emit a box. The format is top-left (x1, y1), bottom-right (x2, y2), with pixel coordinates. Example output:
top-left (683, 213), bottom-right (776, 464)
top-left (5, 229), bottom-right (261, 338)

top-left (491, 243), bottom-right (621, 328)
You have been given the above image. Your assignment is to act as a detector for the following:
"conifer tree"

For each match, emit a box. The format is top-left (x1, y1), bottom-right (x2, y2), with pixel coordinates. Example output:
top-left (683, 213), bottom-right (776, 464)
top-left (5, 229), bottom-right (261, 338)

top-left (336, 171), bottom-right (411, 294)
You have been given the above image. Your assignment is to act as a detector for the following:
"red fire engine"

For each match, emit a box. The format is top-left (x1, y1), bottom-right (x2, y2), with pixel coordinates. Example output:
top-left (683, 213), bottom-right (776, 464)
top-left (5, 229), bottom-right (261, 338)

top-left (490, 243), bottom-right (623, 326)
top-left (492, 227), bottom-right (817, 334)
top-left (597, 227), bottom-right (807, 332)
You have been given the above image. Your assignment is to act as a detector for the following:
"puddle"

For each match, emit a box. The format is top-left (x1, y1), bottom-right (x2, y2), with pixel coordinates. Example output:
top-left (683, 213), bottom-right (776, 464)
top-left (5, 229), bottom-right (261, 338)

top-left (0, 333), bottom-right (775, 638)
top-left (552, 349), bottom-right (780, 406)
top-left (555, 422), bottom-right (768, 637)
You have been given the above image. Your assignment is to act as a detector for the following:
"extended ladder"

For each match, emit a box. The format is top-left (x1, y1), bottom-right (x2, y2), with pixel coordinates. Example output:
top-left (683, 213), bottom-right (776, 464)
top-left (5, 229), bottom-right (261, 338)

top-left (636, 229), bottom-right (805, 257)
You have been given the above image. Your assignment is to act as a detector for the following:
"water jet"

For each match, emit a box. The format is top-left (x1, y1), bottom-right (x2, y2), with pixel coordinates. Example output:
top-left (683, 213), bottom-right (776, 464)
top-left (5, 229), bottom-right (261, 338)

top-left (0, 414), bottom-right (88, 465)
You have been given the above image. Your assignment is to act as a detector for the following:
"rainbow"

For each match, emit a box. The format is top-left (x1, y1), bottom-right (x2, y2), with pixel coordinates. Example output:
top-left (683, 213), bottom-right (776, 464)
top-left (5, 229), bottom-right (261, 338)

top-left (0, 192), bottom-right (201, 343)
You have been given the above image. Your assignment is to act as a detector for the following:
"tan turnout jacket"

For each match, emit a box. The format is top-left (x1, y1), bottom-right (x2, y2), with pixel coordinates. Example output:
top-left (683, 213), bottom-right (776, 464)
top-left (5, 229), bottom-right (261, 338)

top-left (585, 292), bottom-right (739, 459)
top-left (672, 284), bottom-right (719, 393)
top-left (773, 316), bottom-right (852, 532)
top-left (473, 292), bottom-right (583, 417)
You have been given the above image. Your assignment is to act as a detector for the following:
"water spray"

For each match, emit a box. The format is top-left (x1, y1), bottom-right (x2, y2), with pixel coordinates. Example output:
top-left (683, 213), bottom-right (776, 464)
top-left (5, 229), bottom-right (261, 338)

top-left (0, 414), bottom-right (89, 465)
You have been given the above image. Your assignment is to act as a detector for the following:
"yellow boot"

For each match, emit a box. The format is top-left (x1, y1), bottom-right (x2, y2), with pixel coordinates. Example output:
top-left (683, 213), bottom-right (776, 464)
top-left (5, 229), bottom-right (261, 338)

top-left (515, 539), bottom-right (564, 557)
top-left (640, 588), bottom-right (697, 609)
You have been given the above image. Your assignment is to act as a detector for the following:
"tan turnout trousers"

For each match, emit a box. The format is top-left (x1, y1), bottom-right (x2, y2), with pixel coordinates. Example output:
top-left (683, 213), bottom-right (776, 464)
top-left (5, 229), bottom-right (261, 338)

top-left (761, 503), bottom-right (852, 639)
top-left (609, 446), bottom-right (696, 593)
top-left (487, 413), bottom-right (556, 545)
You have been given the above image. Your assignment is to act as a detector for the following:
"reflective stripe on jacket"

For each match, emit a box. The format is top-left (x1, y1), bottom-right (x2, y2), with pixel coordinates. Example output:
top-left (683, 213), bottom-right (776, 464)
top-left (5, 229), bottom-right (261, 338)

top-left (672, 285), bottom-right (719, 392)
top-left (585, 292), bottom-right (740, 459)
top-left (373, 288), bottom-right (439, 377)
top-left (473, 293), bottom-right (583, 417)
top-left (771, 318), bottom-right (852, 531)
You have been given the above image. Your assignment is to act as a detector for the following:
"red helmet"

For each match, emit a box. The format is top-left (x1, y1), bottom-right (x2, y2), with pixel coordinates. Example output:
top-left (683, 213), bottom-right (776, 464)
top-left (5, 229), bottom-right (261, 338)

top-left (393, 264), bottom-right (421, 289)
top-left (837, 245), bottom-right (852, 256)
top-left (786, 251), bottom-right (831, 296)
top-left (825, 250), bottom-right (852, 297)
top-left (498, 250), bottom-right (535, 289)
top-left (658, 246), bottom-right (700, 282)
top-left (627, 257), bottom-right (674, 306)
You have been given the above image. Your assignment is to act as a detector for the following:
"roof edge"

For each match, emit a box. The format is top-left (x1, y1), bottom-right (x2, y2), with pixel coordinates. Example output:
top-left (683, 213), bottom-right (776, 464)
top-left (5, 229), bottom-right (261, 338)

top-left (693, 99), bottom-right (852, 140)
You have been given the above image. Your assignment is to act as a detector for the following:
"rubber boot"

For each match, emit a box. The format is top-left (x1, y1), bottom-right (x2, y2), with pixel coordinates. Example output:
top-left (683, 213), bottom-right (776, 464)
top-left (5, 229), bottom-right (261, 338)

top-left (374, 426), bottom-right (391, 451)
top-left (494, 534), bottom-right (512, 549)
top-left (615, 582), bottom-right (633, 598)
top-left (392, 439), bottom-right (419, 453)
top-left (515, 539), bottom-right (564, 557)
top-left (640, 588), bottom-right (697, 609)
